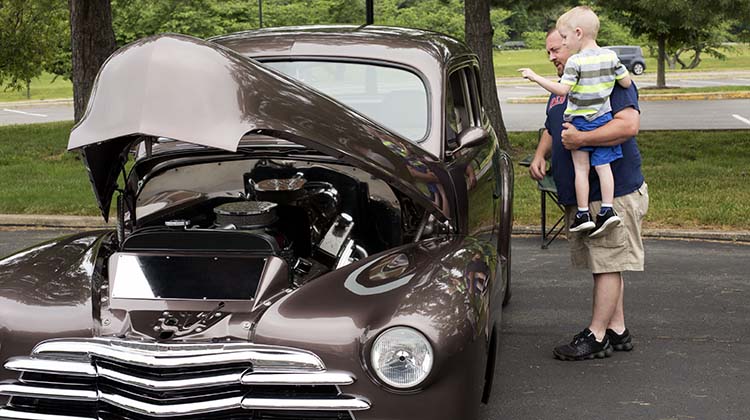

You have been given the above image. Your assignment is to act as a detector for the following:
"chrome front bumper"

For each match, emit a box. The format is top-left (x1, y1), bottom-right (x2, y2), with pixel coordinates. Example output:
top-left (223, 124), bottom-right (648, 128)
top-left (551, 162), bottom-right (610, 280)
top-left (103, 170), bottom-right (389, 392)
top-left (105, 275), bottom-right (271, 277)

top-left (0, 338), bottom-right (369, 419)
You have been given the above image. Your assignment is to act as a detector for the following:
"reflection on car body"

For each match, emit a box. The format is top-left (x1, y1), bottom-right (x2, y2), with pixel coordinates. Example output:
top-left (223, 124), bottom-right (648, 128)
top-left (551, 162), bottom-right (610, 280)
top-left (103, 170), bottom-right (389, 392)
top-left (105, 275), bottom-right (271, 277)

top-left (0, 26), bottom-right (513, 420)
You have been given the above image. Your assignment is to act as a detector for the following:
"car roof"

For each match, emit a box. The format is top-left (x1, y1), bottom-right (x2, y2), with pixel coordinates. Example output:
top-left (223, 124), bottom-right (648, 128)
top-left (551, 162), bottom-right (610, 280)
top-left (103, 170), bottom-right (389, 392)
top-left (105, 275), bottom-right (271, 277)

top-left (210, 25), bottom-right (474, 68)
top-left (607, 45), bottom-right (641, 50)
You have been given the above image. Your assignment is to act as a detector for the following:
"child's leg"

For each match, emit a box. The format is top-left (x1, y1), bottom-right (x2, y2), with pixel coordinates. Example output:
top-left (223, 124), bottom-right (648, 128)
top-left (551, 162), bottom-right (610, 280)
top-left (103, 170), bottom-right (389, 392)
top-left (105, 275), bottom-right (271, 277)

top-left (594, 163), bottom-right (615, 205)
top-left (572, 149), bottom-right (591, 210)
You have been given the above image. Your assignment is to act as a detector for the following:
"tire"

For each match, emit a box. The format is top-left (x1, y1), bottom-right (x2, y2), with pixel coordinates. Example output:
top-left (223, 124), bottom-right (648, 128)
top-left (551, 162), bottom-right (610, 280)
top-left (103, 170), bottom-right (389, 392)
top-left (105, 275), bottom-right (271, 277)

top-left (502, 248), bottom-right (512, 307)
top-left (632, 62), bottom-right (645, 75)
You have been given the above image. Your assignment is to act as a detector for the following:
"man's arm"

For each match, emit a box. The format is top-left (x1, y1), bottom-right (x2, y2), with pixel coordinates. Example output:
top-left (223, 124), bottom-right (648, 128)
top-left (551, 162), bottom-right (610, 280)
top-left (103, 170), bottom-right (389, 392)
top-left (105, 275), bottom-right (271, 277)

top-left (560, 107), bottom-right (639, 149)
top-left (529, 129), bottom-right (553, 181)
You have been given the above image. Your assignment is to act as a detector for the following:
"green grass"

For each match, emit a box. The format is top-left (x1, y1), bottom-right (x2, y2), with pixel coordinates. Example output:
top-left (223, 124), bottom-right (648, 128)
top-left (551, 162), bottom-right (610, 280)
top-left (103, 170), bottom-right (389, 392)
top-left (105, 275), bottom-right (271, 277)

top-left (510, 130), bottom-right (750, 231)
top-left (0, 73), bottom-right (73, 102)
top-left (643, 44), bottom-right (750, 73)
top-left (493, 44), bottom-right (750, 78)
top-left (0, 121), bottom-right (97, 215)
top-left (1, 122), bottom-right (750, 230)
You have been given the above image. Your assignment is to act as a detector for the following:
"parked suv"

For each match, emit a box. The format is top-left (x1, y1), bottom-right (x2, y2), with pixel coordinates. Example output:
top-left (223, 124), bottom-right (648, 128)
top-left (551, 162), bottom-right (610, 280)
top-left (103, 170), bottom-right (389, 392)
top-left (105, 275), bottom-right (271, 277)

top-left (607, 45), bottom-right (646, 75)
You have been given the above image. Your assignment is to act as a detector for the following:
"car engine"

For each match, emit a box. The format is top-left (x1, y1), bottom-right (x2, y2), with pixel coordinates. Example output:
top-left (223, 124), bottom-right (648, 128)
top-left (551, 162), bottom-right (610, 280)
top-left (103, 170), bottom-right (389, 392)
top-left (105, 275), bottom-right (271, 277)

top-left (117, 166), bottom-right (391, 290)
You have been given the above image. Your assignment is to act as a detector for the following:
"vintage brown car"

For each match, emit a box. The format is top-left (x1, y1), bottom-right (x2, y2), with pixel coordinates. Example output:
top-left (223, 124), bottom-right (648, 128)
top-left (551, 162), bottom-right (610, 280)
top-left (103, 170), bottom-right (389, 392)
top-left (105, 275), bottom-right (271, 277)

top-left (0, 26), bottom-right (513, 420)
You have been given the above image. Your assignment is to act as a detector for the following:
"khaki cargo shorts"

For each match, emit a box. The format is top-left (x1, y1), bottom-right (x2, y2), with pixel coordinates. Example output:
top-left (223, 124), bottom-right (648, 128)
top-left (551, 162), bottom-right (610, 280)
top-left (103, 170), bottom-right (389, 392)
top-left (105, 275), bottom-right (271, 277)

top-left (565, 182), bottom-right (649, 274)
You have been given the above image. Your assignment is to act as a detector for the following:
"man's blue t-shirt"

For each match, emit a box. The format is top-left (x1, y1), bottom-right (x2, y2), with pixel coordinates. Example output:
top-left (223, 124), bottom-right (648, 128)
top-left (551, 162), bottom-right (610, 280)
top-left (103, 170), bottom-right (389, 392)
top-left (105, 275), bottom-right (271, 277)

top-left (544, 84), bottom-right (645, 206)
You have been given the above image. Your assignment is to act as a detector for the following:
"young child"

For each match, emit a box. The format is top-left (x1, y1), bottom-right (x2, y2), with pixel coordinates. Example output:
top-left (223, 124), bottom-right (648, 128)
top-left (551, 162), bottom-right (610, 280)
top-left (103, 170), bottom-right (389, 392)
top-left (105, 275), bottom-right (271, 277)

top-left (519, 6), bottom-right (632, 237)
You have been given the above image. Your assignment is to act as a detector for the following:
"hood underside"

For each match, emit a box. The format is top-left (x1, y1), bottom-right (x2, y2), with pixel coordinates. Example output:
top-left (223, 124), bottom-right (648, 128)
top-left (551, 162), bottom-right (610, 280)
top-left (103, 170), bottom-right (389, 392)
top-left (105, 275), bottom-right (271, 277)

top-left (68, 34), bottom-right (450, 223)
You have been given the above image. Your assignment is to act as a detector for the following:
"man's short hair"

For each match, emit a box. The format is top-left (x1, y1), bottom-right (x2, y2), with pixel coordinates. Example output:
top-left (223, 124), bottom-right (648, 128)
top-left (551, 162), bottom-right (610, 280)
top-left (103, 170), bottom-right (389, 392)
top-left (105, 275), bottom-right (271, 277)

top-left (557, 6), bottom-right (600, 39)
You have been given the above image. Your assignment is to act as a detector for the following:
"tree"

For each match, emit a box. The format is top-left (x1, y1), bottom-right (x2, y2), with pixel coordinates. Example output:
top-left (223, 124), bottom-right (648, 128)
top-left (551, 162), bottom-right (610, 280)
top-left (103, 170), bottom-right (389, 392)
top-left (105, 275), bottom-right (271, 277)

top-left (598, 0), bottom-right (745, 88)
top-left (666, 22), bottom-right (734, 70)
top-left (111, 0), bottom-right (257, 45)
top-left (464, 0), bottom-right (510, 150)
top-left (68, 0), bottom-right (117, 122)
top-left (0, 0), bottom-right (67, 98)
top-left (376, 0), bottom-right (465, 41)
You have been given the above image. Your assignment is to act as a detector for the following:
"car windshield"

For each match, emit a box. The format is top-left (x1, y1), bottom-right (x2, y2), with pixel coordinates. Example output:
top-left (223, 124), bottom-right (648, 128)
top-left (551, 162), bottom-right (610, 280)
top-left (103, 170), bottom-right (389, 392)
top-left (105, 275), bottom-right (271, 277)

top-left (264, 60), bottom-right (429, 142)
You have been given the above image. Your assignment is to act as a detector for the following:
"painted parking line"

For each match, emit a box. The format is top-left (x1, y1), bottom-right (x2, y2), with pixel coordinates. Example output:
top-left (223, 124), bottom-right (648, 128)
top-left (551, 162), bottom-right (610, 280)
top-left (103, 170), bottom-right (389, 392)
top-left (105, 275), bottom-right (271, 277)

top-left (2, 108), bottom-right (48, 117)
top-left (732, 114), bottom-right (750, 126)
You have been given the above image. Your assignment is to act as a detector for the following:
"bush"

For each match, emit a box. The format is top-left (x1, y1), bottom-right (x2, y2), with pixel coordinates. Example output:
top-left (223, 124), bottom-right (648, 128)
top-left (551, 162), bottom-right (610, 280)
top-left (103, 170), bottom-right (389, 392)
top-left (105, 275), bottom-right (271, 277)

top-left (522, 31), bottom-right (547, 49)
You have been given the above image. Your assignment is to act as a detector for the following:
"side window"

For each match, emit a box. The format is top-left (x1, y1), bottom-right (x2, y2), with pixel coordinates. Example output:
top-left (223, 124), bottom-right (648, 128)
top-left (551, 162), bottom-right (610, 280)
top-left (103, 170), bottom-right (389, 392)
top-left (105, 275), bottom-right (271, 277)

top-left (468, 67), bottom-right (483, 124)
top-left (445, 68), bottom-right (477, 148)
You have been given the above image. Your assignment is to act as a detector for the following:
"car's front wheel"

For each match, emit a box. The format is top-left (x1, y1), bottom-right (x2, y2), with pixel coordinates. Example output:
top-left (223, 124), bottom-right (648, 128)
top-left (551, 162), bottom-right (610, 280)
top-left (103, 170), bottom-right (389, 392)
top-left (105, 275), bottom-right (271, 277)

top-left (632, 62), bottom-right (645, 75)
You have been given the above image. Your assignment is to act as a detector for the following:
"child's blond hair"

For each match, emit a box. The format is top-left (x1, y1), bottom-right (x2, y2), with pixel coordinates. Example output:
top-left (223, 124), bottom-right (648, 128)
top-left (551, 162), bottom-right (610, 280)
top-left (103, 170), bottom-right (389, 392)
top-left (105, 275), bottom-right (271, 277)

top-left (556, 6), bottom-right (600, 39)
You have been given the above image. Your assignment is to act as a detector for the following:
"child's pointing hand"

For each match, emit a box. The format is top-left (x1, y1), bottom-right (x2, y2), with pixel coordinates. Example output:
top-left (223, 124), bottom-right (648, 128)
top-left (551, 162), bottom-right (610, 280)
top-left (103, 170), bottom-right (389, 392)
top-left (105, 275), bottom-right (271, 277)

top-left (518, 68), bottom-right (538, 82)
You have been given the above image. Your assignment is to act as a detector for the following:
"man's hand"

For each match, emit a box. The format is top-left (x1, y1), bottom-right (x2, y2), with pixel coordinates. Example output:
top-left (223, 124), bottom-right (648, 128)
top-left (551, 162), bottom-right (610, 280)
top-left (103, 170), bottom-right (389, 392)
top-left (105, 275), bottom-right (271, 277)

top-left (561, 108), bottom-right (640, 149)
top-left (529, 154), bottom-right (547, 181)
top-left (518, 68), bottom-right (538, 82)
top-left (561, 122), bottom-right (585, 150)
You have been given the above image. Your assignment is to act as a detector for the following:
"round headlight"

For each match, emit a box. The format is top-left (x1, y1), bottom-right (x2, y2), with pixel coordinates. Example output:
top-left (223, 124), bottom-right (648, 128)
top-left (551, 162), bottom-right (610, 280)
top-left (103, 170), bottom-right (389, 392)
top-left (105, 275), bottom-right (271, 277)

top-left (370, 326), bottom-right (433, 389)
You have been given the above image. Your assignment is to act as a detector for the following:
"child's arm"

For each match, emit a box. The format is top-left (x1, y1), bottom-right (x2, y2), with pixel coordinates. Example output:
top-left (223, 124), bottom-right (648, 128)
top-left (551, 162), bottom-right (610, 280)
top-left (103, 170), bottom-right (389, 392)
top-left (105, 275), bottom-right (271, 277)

top-left (518, 68), bottom-right (571, 96)
top-left (617, 73), bottom-right (632, 88)
top-left (615, 62), bottom-right (632, 88)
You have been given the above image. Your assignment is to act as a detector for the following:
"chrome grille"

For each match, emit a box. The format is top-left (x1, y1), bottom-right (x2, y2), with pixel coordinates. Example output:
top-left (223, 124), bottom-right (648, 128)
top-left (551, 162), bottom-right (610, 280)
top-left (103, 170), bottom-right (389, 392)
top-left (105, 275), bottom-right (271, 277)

top-left (1, 338), bottom-right (368, 420)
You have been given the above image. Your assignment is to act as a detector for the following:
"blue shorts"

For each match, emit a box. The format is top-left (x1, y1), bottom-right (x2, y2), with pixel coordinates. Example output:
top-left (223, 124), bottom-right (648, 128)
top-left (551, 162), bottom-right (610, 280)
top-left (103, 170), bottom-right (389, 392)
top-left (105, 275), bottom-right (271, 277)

top-left (570, 114), bottom-right (623, 166)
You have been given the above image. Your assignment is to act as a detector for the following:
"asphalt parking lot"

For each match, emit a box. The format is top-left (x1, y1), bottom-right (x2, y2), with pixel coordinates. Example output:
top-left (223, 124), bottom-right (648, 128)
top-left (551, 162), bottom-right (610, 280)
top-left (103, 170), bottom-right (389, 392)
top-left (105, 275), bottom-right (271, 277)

top-left (480, 236), bottom-right (750, 420)
top-left (1, 230), bottom-right (749, 419)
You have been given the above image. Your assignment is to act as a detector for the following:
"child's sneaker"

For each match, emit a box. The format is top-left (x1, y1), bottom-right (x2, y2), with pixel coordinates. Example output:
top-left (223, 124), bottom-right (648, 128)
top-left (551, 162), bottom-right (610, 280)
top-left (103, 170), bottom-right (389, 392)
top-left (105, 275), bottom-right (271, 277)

top-left (589, 207), bottom-right (622, 238)
top-left (569, 211), bottom-right (595, 232)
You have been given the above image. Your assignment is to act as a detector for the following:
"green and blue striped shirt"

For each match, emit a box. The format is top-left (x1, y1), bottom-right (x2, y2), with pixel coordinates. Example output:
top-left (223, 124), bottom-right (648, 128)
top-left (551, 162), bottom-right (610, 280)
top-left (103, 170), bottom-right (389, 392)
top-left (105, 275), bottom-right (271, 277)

top-left (561, 48), bottom-right (629, 122)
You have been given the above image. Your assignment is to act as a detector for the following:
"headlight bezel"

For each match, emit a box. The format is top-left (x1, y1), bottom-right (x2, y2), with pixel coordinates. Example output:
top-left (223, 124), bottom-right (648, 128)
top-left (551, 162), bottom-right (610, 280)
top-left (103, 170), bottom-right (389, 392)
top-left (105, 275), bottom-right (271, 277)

top-left (368, 326), bottom-right (434, 391)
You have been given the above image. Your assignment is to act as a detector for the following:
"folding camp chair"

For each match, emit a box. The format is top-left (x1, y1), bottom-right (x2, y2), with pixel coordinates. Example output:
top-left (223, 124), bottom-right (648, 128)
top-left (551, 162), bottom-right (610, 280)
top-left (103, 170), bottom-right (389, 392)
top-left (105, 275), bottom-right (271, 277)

top-left (518, 129), bottom-right (565, 249)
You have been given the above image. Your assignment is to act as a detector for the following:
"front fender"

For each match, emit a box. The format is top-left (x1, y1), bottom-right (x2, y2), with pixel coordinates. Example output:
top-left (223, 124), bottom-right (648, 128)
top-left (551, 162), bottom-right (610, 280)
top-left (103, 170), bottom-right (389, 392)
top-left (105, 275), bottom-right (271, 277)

top-left (0, 230), bottom-right (111, 380)
top-left (253, 235), bottom-right (499, 420)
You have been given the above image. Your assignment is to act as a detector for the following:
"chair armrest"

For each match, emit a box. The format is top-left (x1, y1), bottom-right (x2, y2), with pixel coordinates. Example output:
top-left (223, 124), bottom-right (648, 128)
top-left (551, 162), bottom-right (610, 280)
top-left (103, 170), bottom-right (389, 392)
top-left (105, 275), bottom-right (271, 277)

top-left (518, 155), bottom-right (532, 167)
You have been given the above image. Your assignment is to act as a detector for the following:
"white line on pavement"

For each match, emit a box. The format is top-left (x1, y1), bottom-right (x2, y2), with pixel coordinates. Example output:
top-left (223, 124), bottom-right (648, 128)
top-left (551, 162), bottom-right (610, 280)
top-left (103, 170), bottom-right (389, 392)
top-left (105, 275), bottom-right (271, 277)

top-left (2, 108), bottom-right (48, 117)
top-left (732, 114), bottom-right (750, 126)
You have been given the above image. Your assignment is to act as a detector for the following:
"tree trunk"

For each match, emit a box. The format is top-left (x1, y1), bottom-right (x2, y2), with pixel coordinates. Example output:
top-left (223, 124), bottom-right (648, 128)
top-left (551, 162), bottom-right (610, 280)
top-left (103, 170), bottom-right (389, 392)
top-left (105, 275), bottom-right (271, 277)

top-left (68, 0), bottom-right (116, 122)
top-left (26, 80), bottom-right (31, 99)
top-left (674, 48), bottom-right (688, 69)
top-left (656, 35), bottom-right (666, 88)
top-left (464, 0), bottom-right (510, 151)
top-left (667, 54), bottom-right (677, 70)
top-left (686, 48), bottom-right (701, 69)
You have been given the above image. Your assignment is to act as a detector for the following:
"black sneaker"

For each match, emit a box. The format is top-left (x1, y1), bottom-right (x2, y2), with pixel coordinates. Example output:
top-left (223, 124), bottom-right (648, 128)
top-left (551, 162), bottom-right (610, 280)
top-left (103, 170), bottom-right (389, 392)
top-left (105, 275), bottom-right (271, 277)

top-left (589, 207), bottom-right (622, 238)
top-left (553, 328), bottom-right (613, 361)
top-left (606, 328), bottom-right (633, 351)
top-left (569, 211), bottom-right (595, 232)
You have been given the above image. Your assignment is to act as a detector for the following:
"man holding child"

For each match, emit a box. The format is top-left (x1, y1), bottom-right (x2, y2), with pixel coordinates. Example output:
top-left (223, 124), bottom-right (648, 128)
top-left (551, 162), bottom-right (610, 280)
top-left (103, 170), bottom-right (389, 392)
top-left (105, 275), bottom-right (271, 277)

top-left (526, 6), bottom-right (649, 361)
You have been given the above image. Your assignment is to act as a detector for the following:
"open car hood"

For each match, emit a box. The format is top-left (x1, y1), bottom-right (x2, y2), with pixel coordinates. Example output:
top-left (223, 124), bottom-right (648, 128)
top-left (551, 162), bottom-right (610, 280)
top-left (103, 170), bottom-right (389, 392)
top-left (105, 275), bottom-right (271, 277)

top-left (68, 34), bottom-right (450, 223)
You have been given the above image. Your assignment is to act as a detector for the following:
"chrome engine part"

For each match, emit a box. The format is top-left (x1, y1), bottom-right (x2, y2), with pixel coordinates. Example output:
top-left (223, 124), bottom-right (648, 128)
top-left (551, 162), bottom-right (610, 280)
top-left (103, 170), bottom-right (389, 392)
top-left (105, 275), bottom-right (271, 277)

top-left (214, 200), bottom-right (278, 229)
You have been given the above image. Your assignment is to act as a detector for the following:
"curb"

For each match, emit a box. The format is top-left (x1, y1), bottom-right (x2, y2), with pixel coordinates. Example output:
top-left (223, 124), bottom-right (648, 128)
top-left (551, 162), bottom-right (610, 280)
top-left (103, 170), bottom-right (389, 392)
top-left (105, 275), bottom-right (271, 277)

top-left (0, 98), bottom-right (73, 108)
top-left (4, 89), bottom-right (749, 108)
top-left (513, 225), bottom-right (750, 243)
top-left (0, 214), bottom-right (111, 229)
top-left (506, 91), bottom-right (750, 104)
top-left (495, 70), bottom-right (750, 85)
top-left (1, 215), bottom-right (748, 243)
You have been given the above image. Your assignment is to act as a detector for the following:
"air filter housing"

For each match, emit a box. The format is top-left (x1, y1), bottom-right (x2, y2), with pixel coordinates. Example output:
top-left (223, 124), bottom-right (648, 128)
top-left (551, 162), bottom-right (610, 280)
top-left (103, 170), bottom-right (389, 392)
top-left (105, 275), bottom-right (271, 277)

top-left (214, 201), bottom-right (278, 229)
